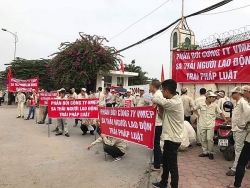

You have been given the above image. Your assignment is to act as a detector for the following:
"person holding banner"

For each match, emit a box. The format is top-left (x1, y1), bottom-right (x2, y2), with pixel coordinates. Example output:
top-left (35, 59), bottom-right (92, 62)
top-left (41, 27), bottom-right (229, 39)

top-left (73, 88), bottom-right (88, 127)
top-left (55, 88), bottom-right (70, 137)
top-left (24, 90), bottom-right (37, 120)
top-left (151, 79), bottom-right (184, 188)
top-left (15, 89), bottom-right (26, 118)
top-left (38, 89), bottom-right (46, 124)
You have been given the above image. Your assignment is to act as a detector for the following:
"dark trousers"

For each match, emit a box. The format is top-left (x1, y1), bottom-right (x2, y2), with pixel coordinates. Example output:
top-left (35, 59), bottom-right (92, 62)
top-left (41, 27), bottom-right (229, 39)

top-left (106, 103), bottom-right (112, 107)
top-left (104, 144), bottom-right (124, 158)
top-left (75, 119), bottom-right (80, 125)
top-left (234, 141), bottom-right (250, 187)
top-left (160, 140), bottom-right (181, 188)
top-left (0, 97), bottom-right (3, 105)
top-left (184, 116), bottom-right (191, 123)
top-left (80, 124), bottom-right (96, 134)
top-left (27, 106), bottom-right (36, 119)
top-left (112, 102), bottom-right (116, 107)
top-left (43, 106), bottom-right (52, 123)
top-left (154, 126), bottom-right (163, 169)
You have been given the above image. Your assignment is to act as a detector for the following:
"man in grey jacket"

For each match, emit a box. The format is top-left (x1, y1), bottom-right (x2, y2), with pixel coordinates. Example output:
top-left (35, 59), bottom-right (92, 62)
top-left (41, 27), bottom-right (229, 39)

top-left (151, 79), bottom-right (184, 188)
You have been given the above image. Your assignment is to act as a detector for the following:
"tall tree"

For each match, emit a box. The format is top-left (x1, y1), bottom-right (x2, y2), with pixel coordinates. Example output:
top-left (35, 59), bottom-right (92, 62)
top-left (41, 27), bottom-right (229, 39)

top-left (0, 58), bottom-right (54, 90)
top-left (124, 64), bottom-right (148, 85)
top-left (48, 33), bottom-right (122, 88)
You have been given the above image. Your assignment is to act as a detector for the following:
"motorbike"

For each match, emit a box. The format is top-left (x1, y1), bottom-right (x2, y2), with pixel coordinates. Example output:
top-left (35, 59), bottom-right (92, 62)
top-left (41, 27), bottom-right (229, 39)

top-left (217, 101), bottom-right (235, 161)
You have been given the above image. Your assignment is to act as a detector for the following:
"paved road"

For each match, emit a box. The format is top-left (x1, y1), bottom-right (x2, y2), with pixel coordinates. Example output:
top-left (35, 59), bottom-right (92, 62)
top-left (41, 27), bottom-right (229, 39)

top-left (0, 105), bottom-right (249, 188)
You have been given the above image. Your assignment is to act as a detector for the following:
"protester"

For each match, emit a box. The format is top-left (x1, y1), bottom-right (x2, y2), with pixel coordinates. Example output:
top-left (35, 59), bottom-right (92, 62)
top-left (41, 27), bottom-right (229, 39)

top-left (24, 89), bottom-right (37, 120)
top-left (226, 86), bottom-right (249, 176)
top-left (38, 89), bottom-right (47, 124)
top-left (180, 87), bottom-right (194, 123)
top-left (96, 87), bottom-right (105, 107)
top-left (193, 91), bottom-right (226, 160)
top-left (73, 88), bottom-right (88, 127)
top-left (137, 87), bottom-right (146, 107)
top-left (179, 121), bottom-right (196, 151)
top-left (41, 89), bottom-right (52, 124)
top-left (87, 133), bottom-right (127, 162)
top-left (0, 89), bottom-right (3, 106)
top-left (105, 88), bottom-right (112, 107)
top-left (70, 88), bottom-right (78, 99)
top-left (80, 119), bottom-right (96, 135)
top-left (148, 79), bottom-right (163, 172)
top-left (217, 91), bottom-right (230, 119)
top-left (111, 90), bottom-right (118, 107)
top-left (119, 90), bottom-right (135, 107)
top-left (227, 85), bottom-right (250, 187)
top-left (88, 91), bottom-right (95, 98)
top-left (194, 88), bottom-right (206, 146)
top-left (221, 90), bottom-right (230, 101)
top-left (151, 79), bottom-right (184, 188)
top-left (55, 88), bottom-right (69, 137)
top-left (15, 89), bottom-right (26, 118)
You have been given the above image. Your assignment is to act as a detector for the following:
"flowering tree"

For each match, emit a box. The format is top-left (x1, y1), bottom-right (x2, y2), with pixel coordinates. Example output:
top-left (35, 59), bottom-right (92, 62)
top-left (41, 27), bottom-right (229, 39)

top-left (48, 33), bottom-right (122, 88)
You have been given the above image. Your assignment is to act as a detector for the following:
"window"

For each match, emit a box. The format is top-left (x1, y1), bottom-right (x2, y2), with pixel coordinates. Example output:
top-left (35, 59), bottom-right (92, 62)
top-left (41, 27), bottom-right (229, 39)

top-left (185, 37), bottom-right (191, 46)
top-left (117, 77), bottom-right (124, 86)
top-left (173, 32), bottom-right (178, 48)
top-left (104, 76), bottom-right (112, 88)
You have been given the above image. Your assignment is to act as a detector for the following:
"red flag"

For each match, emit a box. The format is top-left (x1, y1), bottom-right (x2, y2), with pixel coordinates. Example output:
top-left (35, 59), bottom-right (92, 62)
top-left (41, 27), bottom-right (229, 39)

top-left (120, 61), bottom-right (125, 73)
top-left (7, 67), bottom-right (13, 82)
top-left (161, 64), bottom-right (165, 82)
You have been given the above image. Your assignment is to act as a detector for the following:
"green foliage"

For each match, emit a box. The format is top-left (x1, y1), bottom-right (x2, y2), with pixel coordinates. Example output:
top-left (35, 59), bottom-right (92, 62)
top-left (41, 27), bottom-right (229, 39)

top-left (48, 33), bottom-right (122, 88)
top-left (0, 58), bottom-right (53, 90)
top-left (124, 64), bottom-right (148, 85)
top-left (179, 42), bottom-right (199, 51)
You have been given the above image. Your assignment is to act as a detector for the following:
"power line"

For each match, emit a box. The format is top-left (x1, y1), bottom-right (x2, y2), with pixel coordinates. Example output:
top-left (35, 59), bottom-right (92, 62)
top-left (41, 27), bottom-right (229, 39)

top-left (115, 0), bottom-right (233, 54)
top-left (201, 4), bottom-right (250, 15)
top-left (109, 0), bottom-right (171, 41)
top-left (143, 4), bottom-right (250, 44)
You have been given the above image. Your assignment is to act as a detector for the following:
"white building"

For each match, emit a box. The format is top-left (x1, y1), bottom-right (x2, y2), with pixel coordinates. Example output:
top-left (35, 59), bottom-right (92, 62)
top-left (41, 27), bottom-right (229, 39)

top-left (95, 70), bottom-right (138, 90)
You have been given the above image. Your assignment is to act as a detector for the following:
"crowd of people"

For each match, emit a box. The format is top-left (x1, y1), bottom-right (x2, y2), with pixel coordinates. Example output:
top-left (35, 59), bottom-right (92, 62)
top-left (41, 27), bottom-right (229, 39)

top-left (3, 79), bottom-right (250, 188)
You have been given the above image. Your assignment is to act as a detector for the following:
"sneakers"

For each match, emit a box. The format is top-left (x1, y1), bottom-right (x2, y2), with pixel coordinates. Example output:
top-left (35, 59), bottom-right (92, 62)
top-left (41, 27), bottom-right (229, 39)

top-left (55, 133), bottom-right (63, 136)
top-left (152, 182), bottom-right (167, 188)
top-left (22, 116), bottom-right (24, 118)
top-left (38, 121), bottom-right (45, 124)
top-left (112, 157), bottom-right (121, 162)
top-left (65, 133), bottom-right (70, 137)
top-left (16, 116), bottom-right (21, 118)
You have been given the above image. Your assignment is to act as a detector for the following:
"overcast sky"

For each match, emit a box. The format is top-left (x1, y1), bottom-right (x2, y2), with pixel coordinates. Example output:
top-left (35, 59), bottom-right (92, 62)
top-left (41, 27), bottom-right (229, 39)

top-left (1, 0), bottom-right (249, 80)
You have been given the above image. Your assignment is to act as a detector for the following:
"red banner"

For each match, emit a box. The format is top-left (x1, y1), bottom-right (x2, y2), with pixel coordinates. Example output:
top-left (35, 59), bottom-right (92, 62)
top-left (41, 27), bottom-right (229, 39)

top-left (172, 39), bottom-right (250, 83)
top-left (8, 77), bottom-right (39, 92)
top-left (124, 99), bottom-right (132, 108)
top-left (39, 92), bottom-right (58, 106)
top-left (99, 106), bottom-right (157, 149)
top-left (48, 99), bottom-right (99, 119)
